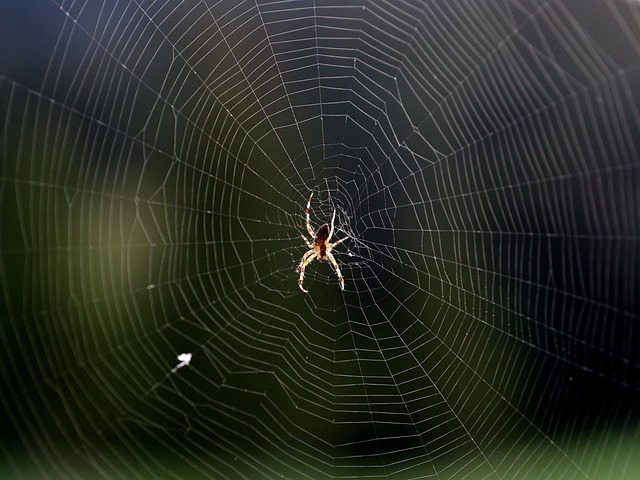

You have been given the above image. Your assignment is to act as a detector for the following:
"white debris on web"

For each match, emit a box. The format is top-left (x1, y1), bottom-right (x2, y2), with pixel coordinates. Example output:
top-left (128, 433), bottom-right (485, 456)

top-left (171, 353), bottom-right (192, 373)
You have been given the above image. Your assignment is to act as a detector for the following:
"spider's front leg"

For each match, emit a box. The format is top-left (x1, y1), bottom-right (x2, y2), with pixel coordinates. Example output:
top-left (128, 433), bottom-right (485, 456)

top-left (327, 209), bottom-right (336, 242)
top-left (301, 234), bottom-right (313, 249)
top-left (330, 235), bottom-right (348, 248)
top-left (305, 192), bottom-right (315, 237)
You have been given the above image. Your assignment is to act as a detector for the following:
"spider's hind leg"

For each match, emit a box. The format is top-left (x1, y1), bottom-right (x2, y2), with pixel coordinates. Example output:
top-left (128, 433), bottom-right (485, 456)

top-left (297, 250), bottom-right (317, 293)
top-left (326, 251), bottom-right (345, 291)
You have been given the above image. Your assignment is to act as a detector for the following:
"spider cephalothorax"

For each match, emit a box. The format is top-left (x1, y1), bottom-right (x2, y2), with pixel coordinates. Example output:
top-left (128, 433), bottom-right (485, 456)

top-left (296, 193), bottom-right (347, 293)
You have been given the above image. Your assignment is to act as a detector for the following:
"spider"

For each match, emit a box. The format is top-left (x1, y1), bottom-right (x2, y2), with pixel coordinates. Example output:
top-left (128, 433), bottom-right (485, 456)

top-left (296, 192), bottom-right (347, 293)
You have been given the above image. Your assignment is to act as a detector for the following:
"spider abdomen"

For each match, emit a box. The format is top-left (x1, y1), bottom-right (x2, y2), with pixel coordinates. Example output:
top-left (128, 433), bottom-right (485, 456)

top-left (316, 223), bottom-right (330, 260)
top-left (316, 224), bottom-right (330, 241)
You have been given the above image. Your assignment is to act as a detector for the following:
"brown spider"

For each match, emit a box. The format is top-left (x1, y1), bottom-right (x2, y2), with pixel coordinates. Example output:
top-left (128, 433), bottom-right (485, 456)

top-left (296, 192), bottom-right (347, 293)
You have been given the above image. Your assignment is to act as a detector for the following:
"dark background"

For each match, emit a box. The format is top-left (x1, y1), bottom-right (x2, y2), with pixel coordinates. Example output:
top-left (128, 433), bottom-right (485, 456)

top-left (1, 1), bottom-right (639, 478)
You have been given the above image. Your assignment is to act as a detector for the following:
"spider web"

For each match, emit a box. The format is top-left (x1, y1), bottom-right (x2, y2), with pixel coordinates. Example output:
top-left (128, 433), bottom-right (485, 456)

top-left (1, 0), bottom-right (640, 478)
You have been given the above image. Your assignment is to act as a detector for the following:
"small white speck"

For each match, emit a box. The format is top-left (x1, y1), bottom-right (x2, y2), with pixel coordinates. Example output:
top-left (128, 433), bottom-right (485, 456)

top-left (172, 353), bottom-right (192, 372)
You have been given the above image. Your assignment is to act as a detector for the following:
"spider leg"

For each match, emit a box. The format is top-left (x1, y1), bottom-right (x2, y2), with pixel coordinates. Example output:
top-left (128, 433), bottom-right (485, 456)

top-left (301, 234), bottom-right (313, 249)
top-left (297, 251), bottom-right (317, 293)
top-left (327, 209), bottom-right (336, 242)
top-left (296, 249), bottom-right (315, 273)
top-left (330, 235), bottom-right (348, 248)
top-left (326, 251), bottom-right (344, 291)
top-left (305, 192), bottom-right (315, 237)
